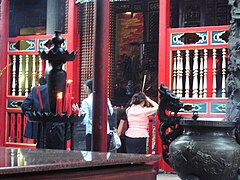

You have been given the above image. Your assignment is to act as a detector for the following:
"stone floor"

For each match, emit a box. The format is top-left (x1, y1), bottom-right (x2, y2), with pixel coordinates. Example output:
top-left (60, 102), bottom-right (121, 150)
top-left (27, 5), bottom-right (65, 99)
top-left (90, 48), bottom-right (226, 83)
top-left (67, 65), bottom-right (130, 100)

top-left (156, 173), bottom-right (180, 180)
top-left (156, 172), bottom-right (240, 180)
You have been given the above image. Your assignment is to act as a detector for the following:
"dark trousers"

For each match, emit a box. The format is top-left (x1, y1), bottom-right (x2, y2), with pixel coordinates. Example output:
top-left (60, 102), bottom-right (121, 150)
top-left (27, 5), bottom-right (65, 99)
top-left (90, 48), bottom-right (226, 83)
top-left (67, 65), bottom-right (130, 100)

top-left (125, 136), bottom-right (147, 154)
top-left (36, 122), bottom-right (66, 150)
top-left (86, 134), bottom-right (111, 151)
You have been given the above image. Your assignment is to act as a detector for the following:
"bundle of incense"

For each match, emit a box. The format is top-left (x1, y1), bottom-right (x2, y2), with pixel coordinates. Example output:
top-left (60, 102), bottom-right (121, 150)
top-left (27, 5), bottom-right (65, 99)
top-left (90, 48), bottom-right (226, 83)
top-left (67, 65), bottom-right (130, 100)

top-left (141, 74), bottom-right (147, 92)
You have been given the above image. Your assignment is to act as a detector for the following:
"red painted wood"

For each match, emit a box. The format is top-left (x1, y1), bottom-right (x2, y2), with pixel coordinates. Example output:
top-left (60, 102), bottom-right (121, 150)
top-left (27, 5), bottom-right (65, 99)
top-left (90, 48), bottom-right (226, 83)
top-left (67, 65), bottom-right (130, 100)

top-left (16, 114), bottom-right (22, 143)
top-left (30, 139), bottom-right (34, 144)
top-left (158, 0), bottom-right (175, 172)
top-left (10, 114), bottom-right (16, 143)
top-left (66, 0), bottom-right (76, 80)
top-left (5, 109), bottom-right (22, 113)
top-left (168, 25), bottom-right (228, 50)
top-left (6, 96), bottom-right (26, 100)
top-left (66, 0), bottom-right (80, 102)
top-left (66, 140), bottom-right (71, 150)
top-left (8, 34), bottom-right (55, 41)
top-left (154, 114), bottom-right (161, 155)
top-left (0, 0), bottom-right (9, 146)
top-left (5, 143), bottom-right (36, 148)
top-left (207, 57), bottom-right (213, 97)
top-left (169, 44), bottom-right (228, 51)
top-left (23, 116), bottom-right (28, 143)
top-left (159, 0), bottom-right (171, 88)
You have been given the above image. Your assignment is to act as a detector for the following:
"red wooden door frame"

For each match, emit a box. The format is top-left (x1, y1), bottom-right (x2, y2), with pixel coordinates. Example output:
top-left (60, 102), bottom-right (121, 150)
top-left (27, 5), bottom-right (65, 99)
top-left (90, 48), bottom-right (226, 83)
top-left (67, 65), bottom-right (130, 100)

top-left (0, 0), bottom-right (10, 146)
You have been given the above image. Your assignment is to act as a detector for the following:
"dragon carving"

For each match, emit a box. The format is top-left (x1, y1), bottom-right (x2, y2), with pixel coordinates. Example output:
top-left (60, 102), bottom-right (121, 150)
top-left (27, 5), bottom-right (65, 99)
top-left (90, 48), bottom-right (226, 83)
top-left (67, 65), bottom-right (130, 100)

top-left (157, 83), bottom-right (194, 165)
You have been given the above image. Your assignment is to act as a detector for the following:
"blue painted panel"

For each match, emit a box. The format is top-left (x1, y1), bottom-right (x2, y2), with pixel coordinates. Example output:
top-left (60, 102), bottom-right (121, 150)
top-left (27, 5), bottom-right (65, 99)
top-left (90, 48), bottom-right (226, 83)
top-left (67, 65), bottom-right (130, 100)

top-left (196, 32), bottom-right (208, 45)
top-left (8, 100), bottom-right (23, 109)
top-left (211, 30), bottom-right (227, 44)
top-left (171, 33), bottom-right (184, 46)
top-left (211, 102), bottom-right (226, 113)
top-left (180, 102), bottom-right (207, 113)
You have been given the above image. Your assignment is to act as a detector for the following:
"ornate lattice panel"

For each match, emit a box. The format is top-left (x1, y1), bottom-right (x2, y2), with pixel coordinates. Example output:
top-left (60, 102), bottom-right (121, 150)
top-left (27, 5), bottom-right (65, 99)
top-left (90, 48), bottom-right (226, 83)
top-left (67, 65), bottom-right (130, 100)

top-left (205, 0), bottom-right (229, 26)
top-left (173, 0), bottom-right (229, 27)
top-left (110, 0), bottom-right (159, 105)
top-left (78, 1), bottom-right (115, 104)
top-left (144, 9), bottom-right (159, 102)
top-left (64, 0), bottom-right (69, 33)
top-left (109, 2), bottom-right (116, 101)
top-left (78, 2), bottom-right (95, 103)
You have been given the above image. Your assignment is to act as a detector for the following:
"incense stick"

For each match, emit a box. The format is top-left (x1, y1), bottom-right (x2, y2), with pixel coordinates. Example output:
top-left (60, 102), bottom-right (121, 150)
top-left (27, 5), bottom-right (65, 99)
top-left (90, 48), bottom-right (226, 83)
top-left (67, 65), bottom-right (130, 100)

top-left (141, 74), bottom-right (147, 92)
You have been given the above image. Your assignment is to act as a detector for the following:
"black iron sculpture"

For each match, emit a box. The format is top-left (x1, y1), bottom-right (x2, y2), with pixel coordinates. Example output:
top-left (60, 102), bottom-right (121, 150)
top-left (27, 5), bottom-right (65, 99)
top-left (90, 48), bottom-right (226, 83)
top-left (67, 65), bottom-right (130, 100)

top-left (158, 83), bottom-right (240, 180)
top-left (158, 83), bottom-right (194, 164)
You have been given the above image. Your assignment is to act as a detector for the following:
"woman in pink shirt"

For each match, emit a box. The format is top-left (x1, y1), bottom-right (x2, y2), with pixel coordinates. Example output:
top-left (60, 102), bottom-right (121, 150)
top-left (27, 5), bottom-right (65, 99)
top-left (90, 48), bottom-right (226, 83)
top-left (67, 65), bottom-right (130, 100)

top-left (125, 92), bottom-right (158, 154)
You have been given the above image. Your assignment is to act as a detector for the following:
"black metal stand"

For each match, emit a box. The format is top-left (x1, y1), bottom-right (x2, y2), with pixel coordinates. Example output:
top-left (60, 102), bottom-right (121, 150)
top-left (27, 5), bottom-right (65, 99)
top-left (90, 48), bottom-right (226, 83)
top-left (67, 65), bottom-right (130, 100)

top-left (28, 112), bottom-right (85, 150)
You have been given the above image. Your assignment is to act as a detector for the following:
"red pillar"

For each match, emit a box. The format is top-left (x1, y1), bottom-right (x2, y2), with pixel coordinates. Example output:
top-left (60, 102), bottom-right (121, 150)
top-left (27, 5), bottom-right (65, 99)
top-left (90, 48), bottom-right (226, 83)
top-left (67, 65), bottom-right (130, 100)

top-left (0, 0), bottom-right (9, 146)
top-left (158, 0), bottom-right (174, 172)
top-left (158, 0), bottom-right (171, 87)
top-left (92, 0), bottom-right (110, 152)
top-left (66, 0), bottom-right (79, 101)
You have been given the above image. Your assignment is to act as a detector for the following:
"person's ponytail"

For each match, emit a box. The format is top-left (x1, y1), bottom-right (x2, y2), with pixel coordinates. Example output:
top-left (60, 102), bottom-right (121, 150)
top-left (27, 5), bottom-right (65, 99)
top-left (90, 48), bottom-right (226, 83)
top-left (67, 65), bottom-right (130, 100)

top-left (131, 92), bottom-right (146, 105)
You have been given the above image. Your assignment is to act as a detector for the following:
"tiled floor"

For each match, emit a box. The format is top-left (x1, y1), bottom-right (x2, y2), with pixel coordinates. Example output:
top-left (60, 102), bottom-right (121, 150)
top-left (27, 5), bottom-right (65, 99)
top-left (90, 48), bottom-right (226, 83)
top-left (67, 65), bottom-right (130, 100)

top-left (156, 173), bottom-right (181, 180)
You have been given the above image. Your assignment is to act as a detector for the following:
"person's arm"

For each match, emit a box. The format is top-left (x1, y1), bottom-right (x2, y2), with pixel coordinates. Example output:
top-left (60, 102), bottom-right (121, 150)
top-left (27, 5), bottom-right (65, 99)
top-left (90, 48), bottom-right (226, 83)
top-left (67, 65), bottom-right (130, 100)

top-left (144, 96), bottom-right (159, 116)
top-left (21, 90), bottom-right (34, 114)
top-left (107, 98), bottom-right (113, 115)
top-left (81, 100), bottom-right (91, 125)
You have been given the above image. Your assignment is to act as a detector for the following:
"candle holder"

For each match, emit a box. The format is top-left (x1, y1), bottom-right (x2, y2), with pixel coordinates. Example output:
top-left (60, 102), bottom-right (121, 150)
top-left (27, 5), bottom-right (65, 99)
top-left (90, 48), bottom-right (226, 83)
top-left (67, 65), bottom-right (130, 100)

top-left (27, 112), bottom-right (85, 150)
top-left (27, 31), bottom-right (81, 150)
top-left (27, 112), bottom-right (85, 123)
top-left (40, 31), bottom-right (77, 114)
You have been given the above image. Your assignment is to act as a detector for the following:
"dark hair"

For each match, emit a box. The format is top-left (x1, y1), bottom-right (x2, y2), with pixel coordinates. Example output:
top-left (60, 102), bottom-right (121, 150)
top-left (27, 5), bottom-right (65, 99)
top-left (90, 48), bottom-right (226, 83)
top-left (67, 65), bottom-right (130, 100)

top-left (131, 92), bottom-right (146, 105)
top-left (38, 76), bottom-right (47, 85)
top-left (86, 78), bottom-right (93, 92)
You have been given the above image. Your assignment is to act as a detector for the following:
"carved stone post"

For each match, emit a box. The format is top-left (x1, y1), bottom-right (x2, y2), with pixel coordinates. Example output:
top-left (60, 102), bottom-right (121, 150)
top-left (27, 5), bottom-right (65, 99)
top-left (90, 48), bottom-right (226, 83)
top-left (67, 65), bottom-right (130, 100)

top-left (226, 0), bottom-right (240, 121)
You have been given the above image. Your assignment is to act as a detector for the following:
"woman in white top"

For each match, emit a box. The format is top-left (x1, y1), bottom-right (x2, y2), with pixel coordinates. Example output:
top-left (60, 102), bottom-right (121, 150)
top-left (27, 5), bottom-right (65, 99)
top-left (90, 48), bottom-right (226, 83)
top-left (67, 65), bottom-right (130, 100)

top-left (72, 78), bottom-right (113, 151)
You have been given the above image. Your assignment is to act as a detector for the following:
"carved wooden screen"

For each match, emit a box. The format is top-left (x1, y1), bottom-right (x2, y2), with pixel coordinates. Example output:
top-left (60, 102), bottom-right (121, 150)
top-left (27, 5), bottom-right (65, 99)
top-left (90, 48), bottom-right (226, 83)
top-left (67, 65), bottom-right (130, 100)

top-left (172, 0), bottom-right (230, 28)
top-left (78, 1), bottom-right (115, 103)
top-left (205, 0), bottom-right (230, 26)
top-left (78, 2), bottom-right (95, 103)
top-left (111, 0), bottom-right (159, 105)
top-left (109, 3), bottom-right (116, 101)
top-left (144, 2), bottom-right (159, 102)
